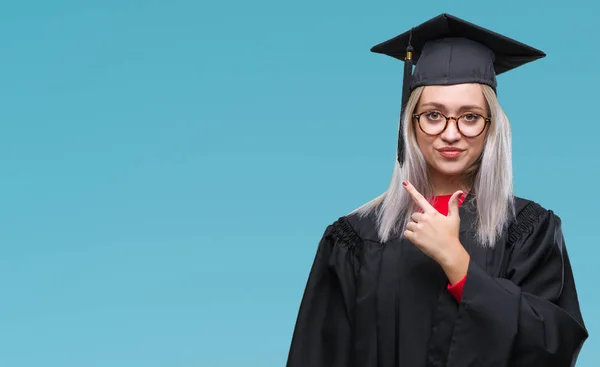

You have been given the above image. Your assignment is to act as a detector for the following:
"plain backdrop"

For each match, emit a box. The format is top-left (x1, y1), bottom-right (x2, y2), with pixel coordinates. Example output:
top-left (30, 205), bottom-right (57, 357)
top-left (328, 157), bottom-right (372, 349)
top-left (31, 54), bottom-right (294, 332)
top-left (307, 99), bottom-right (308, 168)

top-left (0, 0), bottom-right (597, 366)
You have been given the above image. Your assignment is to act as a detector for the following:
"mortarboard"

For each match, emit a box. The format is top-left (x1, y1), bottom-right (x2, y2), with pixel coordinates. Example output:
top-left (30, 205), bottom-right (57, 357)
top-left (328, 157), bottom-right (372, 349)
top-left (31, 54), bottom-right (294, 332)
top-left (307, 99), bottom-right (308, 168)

top-left (370, 13), bottom-right (546, 166)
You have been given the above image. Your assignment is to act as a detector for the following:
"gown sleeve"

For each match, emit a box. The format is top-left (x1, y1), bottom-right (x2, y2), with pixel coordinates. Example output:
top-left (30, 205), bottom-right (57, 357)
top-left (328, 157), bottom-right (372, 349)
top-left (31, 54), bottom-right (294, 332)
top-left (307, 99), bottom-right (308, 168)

top-left (285, 218), bottom-right (362, 367)
top-left (447, 203), bottom-right (589, 367)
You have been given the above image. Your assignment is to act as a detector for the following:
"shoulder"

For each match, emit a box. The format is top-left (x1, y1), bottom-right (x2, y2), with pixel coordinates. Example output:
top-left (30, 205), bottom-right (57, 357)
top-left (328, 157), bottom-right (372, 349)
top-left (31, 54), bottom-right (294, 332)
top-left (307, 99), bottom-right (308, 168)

top-left (509, 195), bottom-right (563, 246)
top-left (323, 209), bottom-right (382, 245)
top-left (513, 196), bottom-right (550, 217)
top-left (512, 195), bottom-right (562, 222)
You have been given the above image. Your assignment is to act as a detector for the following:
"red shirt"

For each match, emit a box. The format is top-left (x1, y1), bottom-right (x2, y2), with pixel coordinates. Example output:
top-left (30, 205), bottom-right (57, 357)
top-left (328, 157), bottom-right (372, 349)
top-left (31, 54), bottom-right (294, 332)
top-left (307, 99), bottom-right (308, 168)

top-left (430, 193), bottom-right (467, 302)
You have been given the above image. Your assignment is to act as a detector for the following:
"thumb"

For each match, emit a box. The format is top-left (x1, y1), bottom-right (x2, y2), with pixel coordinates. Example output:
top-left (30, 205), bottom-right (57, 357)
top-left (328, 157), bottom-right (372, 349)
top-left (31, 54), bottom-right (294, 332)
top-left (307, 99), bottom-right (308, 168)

top-left (448, 190), bottom-right (464, 218)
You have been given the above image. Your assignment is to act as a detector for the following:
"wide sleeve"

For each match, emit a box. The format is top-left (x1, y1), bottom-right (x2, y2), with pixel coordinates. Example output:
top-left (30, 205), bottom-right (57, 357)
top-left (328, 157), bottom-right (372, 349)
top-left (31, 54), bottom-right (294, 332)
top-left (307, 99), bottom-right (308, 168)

top-left (285, 218), bottom-right (361, 367)
top-left (447, 203), bottom-right (588, 367)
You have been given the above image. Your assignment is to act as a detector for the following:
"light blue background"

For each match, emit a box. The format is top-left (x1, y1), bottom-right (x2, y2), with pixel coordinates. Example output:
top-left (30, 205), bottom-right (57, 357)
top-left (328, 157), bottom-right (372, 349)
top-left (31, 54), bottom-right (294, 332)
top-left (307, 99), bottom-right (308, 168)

top-left (0, 0), bottom-right (597, 366)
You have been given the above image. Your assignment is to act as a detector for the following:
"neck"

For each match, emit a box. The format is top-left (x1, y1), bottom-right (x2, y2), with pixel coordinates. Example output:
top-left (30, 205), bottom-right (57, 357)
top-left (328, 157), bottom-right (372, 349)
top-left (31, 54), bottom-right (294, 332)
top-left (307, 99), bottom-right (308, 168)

top-left (429, 171), bottom-right (471, 196)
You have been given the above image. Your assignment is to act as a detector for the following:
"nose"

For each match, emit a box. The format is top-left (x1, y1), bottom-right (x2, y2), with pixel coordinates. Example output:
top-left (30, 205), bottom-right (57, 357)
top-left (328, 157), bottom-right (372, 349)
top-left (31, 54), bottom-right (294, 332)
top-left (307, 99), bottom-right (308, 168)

top-left (440, 118), bottom-right (462, 142)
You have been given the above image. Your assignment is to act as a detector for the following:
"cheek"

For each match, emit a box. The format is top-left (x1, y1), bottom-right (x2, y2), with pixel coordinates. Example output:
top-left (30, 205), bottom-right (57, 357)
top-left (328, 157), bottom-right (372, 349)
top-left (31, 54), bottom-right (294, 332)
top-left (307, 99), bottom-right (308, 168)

top-left (468, 137), bottom-right (486, 159)
top-left (415, 131), bottom-right (435, 153)
top-left (472, 127), bottom-right (491, 153)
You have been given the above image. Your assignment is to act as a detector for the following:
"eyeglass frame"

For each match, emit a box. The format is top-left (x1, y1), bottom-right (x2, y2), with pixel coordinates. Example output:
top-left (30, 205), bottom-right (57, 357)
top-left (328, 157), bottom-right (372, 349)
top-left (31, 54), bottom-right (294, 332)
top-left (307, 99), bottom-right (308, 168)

top-left (412, 110), bottom-right (491, 138)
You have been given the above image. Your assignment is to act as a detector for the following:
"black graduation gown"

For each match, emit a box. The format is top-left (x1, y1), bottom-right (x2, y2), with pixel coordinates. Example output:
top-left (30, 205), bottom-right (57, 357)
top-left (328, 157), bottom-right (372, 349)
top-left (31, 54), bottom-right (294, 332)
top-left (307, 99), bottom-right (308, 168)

top-left (286, 195), bottom-right (588, 367)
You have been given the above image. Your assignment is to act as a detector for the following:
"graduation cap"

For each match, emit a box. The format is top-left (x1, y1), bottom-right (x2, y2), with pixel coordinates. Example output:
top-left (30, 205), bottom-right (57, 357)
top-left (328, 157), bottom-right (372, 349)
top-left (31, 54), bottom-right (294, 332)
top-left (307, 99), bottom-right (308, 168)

top-left (370, 13), bottom-right (546, 166)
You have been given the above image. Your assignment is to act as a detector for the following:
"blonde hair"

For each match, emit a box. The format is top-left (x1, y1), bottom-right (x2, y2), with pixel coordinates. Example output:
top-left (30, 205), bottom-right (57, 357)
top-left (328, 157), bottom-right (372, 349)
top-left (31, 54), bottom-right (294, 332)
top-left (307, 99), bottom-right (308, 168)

top-left (353, 84), bottom-right (514, 248)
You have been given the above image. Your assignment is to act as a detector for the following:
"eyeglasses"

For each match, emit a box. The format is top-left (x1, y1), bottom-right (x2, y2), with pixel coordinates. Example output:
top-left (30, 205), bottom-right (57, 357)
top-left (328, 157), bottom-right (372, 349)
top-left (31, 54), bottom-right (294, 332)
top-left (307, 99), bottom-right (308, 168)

top-left (413, 110), bottom-right (491, 137)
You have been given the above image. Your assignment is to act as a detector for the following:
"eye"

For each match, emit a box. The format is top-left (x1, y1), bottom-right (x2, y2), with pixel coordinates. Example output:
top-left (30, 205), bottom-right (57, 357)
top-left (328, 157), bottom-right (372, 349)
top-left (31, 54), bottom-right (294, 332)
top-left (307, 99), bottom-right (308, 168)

top-left (462, 113), bottom-right (479, 121)
top-left (425, 111), bottom-right (442, 120)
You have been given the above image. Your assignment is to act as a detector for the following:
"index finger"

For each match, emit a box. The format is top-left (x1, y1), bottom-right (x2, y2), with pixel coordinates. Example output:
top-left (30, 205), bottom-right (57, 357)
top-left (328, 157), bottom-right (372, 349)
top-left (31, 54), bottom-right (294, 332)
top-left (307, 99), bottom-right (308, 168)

top-left (402, 180), bottom-right (434, 213)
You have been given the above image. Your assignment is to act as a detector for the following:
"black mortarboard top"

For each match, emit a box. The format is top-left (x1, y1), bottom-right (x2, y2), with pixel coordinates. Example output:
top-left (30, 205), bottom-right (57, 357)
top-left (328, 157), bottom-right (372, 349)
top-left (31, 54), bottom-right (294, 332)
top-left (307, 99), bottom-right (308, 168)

top-left (370, 13), bottom-right (546, 165)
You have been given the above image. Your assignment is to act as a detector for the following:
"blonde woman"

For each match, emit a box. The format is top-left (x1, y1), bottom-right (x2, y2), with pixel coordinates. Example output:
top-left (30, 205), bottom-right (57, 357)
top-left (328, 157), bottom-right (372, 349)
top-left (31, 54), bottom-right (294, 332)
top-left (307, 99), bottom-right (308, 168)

top-left (286, 13), bottom-right (588, 367)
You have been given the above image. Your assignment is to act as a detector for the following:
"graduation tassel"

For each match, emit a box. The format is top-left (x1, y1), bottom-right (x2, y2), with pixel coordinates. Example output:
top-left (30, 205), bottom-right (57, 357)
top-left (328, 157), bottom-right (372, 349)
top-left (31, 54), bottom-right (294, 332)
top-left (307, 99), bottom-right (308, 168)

top-left (397, 29), bottom-right (414, 167)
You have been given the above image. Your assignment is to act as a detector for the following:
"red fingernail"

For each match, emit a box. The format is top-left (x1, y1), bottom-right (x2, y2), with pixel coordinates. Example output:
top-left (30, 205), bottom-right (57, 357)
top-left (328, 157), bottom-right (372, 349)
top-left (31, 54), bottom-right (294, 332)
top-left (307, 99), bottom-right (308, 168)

top-left (402, 181), bottom-right (407, 187)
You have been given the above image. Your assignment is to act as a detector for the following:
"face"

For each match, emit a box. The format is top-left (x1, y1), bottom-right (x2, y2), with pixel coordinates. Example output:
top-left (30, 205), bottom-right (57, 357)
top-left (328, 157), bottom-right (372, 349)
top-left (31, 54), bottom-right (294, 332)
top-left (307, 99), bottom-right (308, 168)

top-left (413, 83), bottom-right (490, 181)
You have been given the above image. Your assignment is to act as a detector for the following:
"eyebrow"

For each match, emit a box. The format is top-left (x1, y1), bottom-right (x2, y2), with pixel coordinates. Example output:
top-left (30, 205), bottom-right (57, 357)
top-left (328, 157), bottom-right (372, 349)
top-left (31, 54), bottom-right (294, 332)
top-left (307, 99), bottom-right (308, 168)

top-left (418, 102), bottom-right (487, 114)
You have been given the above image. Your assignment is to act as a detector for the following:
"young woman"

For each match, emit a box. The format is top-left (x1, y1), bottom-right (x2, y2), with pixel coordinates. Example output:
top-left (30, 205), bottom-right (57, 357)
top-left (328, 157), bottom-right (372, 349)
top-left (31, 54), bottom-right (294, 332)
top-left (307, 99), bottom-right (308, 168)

top-left (285, 13), bottom-right (588, 367)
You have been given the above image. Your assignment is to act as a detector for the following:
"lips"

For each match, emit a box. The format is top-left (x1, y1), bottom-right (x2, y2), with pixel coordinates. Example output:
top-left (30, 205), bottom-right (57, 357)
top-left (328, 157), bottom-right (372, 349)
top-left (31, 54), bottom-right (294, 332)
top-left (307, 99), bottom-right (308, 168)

top-left (437, 147), bottom-right (464, 158)
top-left (437, 147), bottom-right (464, 152)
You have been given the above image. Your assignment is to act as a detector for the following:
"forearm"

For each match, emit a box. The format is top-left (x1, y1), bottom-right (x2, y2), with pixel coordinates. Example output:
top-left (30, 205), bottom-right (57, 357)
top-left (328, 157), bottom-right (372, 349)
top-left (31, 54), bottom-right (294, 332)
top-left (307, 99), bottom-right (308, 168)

top-left (438, 241), bottom-right (470, 285)
top-left (446, 260), bottom-right (587, 367)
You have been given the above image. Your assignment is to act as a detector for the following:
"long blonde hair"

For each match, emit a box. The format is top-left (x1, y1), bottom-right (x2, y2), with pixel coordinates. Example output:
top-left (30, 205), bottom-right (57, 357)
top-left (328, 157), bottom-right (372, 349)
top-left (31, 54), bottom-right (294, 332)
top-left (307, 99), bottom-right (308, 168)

top-left (353, 84), bottom-right (514, 248)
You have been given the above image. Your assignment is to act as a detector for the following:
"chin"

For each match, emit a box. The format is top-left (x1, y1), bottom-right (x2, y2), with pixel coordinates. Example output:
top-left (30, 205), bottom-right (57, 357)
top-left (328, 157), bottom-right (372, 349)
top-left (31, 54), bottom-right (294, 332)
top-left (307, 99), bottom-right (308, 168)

top-left (431, 161), bottom-right (470, 177)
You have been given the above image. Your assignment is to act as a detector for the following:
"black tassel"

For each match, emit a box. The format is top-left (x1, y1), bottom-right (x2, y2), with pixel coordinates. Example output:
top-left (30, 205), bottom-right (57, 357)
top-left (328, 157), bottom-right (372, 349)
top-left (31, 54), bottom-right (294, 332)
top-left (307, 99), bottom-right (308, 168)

top-left (397, 30), bottom-right (414, 167)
